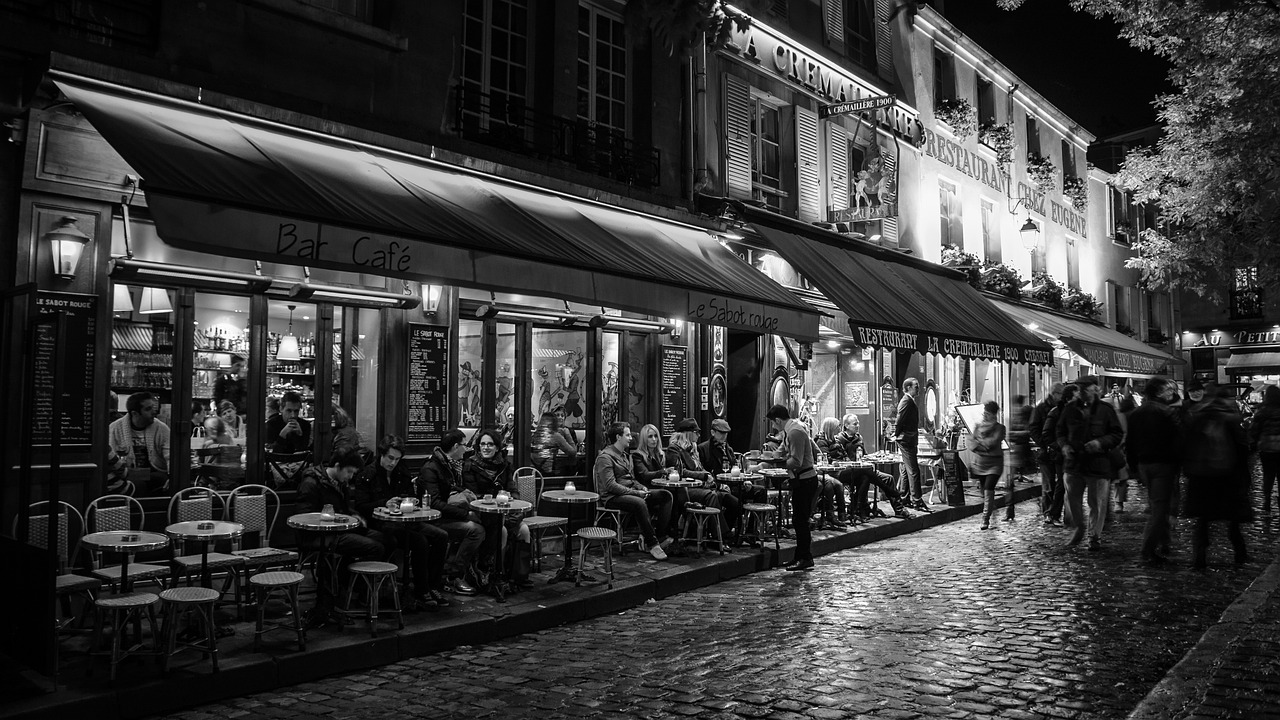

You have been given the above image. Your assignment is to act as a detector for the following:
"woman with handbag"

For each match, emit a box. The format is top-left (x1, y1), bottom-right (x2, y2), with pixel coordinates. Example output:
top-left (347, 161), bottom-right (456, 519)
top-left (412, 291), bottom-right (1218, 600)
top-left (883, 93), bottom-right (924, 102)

top-left (968, 401), bottom-right (1007, 530)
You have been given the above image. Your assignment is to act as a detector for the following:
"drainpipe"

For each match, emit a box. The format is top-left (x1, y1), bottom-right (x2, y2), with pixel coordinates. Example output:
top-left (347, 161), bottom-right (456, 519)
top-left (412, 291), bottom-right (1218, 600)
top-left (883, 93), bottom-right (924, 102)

top-left (688, 42), bottom-right (709, 201)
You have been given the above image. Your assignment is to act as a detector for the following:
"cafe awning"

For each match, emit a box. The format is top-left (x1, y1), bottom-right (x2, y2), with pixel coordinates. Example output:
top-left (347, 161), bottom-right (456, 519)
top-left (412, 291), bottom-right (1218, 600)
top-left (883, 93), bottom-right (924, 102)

top-left (53, 74), bottom-right (821, 341)
top-left (1226, 351), bottom-right (1280, 374)
top-left (991, 298), bottom-right (1184, 375)
top-left (740, 210), bottom-right (1053, 365)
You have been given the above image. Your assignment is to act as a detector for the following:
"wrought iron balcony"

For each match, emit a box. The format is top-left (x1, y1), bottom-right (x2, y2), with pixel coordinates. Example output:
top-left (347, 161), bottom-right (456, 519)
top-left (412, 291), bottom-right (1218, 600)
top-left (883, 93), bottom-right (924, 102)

top-left (454, 85), bottom-right (660, 189)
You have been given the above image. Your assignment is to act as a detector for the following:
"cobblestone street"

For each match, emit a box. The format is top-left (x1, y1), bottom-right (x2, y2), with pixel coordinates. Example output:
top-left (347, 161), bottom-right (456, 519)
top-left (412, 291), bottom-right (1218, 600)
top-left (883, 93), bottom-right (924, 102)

top-left (149, 481), bottom-right (1280, 720)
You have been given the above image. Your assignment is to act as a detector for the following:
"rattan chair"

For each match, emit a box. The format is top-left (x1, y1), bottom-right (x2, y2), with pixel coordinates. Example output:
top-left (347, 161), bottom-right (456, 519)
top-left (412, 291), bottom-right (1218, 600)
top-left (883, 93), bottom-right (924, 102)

top-left (165, 488), bottom-right (245, 613)
top-left (227, 484), bottom-right (299, 597)
top-left (84, 495), bottom-right (170, 592)
top-left (15, 502), bottom-right (103, 634)
top-left (514, 466), bottom-right (567, 572)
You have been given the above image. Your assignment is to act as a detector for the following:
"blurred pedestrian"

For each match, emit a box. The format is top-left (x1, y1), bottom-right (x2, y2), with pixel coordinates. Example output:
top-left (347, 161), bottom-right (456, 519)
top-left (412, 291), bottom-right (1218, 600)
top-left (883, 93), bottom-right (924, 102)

top-left (1125, 378), bottom-right (1182, 566)
top-left (1030, 384), bottom-right (1066, 525)
top-left (1057, 376), bottom-right (1124, 551)
top-left (1249, 386), bottom-right (1280, 514)
top-left (1042, 384), bottom-right (1078, 527)
top-left (1183, 386), bottom-right (1252, 568)
top-left (1008, 395), bottom-right (1032, 483)
top-left (969, 400), bottom-right (1007, 530)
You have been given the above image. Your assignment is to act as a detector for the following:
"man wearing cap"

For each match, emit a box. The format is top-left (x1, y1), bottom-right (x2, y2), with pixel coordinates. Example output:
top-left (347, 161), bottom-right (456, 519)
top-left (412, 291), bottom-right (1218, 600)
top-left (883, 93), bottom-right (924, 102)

top-left (766, 404), bottom-right (819, 571)
top-left (1056, 375), bottom-right (1125, 551)
top-left (1029, 383), bottom-right (1066, 525)
top-left (668, 418), bottom-right (742, 545)
top-left (895, 378), bottom-right (927, 511)
top-left (699, 418), bottom-right (767, 534)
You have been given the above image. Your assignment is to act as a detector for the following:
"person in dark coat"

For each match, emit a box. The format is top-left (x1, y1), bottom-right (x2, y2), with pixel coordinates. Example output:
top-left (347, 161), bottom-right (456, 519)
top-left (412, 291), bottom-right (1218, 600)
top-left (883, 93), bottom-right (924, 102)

top-left (1042, 384), bottom-right (1079, 527)
top-left (1183, 387), bottom-right (1253, 568)
top-left (417, 430), bottom-right (484, 595)
top-left (1056, 376), bottom-right (1124, 551)
top-left (1124, 378), bottom-right (1182, 566)
top-left (1248, 385), bottom-right (1280, 514)
top-left (895, 378), bottom-right (925, 509)
top-left (1029, 384), bottom-right (1066, 524)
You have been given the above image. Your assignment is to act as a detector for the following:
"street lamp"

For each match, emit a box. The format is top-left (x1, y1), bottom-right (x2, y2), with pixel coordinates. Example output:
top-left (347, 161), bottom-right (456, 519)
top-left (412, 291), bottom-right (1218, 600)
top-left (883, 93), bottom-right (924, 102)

top-left (1019, 216), bottom-right (1041, 252)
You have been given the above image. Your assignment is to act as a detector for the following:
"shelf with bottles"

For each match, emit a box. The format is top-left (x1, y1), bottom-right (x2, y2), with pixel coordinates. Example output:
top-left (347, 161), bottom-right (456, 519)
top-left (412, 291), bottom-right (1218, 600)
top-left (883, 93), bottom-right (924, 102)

top-left (112, 364), bottom-right (175, 388)
top-left (197, 325), bottom-right (248, 354)
top-left (267, 332), bottom-right (320, 359)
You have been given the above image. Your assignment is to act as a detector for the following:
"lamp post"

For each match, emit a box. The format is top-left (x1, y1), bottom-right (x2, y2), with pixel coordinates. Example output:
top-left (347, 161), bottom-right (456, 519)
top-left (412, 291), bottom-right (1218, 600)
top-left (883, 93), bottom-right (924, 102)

top-left (43, 216), bottom-right (90, 280)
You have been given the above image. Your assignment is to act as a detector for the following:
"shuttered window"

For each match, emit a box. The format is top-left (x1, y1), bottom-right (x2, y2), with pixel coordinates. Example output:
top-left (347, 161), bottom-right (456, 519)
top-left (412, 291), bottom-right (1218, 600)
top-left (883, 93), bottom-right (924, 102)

top-left (827, 123), bottom-right (849, 214)
top-left (875, 0), bottom-right (893, 82)
top-left (844, 0), bottom-right (875, 70)
top-left (724, 73), bottom-right (753, 199)
top-left (796, 106), bottom-right (822, 222)
top-left (751, 97), bottom-right (784, 209)
top-left (939, 179), bottom-right (962, 249)
top-left (823, 0), bottom-right (845, 54)
top-left (981, 199), bottom-right (1000, 264)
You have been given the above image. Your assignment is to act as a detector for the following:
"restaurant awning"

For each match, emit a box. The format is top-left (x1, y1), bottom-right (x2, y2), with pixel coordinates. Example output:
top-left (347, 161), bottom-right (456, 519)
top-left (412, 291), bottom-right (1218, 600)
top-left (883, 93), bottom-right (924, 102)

top-left (990, 298), bottom-right (1184, 375)
top-left (53, 74), bottom-right (821, 341)
top-left (739, 210), bottom-right (1054, 365)
top-left (1226, 351), bottom-right (1280, 374)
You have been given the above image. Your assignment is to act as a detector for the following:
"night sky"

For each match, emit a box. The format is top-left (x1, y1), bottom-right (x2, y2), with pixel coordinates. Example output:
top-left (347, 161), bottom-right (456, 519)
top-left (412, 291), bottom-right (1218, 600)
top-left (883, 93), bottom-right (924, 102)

top-left (942, 1), bottom-right (1171, 139)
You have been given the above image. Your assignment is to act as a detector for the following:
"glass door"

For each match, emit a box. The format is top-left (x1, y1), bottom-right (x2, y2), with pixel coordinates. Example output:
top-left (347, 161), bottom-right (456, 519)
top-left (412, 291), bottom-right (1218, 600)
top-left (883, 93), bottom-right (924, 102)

top-left (108, 284), bottom-right (176, 497)
top-left (190, 292), bottom-right (251, 490)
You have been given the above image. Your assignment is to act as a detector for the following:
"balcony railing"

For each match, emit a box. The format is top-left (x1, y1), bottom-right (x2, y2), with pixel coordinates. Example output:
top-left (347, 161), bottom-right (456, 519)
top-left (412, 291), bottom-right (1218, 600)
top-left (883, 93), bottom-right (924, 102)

top-left (454, 86), bottom-right (660, 189)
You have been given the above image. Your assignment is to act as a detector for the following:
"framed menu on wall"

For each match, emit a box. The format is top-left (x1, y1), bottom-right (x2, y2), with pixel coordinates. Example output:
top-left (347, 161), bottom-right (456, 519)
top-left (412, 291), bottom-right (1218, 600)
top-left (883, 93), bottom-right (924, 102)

top-left (407, 323), bottom-right (448, 445)
top-left (659, 345), bottom-right (688, 437)
top-left (33, 291), bottom-right (97, 445)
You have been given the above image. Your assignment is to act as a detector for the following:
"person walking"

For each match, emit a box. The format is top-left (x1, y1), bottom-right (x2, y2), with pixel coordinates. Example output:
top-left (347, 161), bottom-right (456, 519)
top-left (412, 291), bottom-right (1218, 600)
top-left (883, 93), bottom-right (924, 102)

top-left (1249, 385), bottom-right (1280, 514)
top-left (1043, 384), bottom-right (1079, 528)
top-left (1124, 378), bottom-right (1182, 566)
top-left (1056, 376), bottom-right (1124, 551)
top-left (1184, 386), bottom-right (1253, 568)
top-left (1008, 395), bottom-right (1033, 483)
top-left (767, 404), bottom-right (819, 571)
top-left (1030, 384), bottom-right (1066, 525)
top-left (895, 378), bottom-right (926, 510)
top-left (969, 400), bottom-right (1007, 530)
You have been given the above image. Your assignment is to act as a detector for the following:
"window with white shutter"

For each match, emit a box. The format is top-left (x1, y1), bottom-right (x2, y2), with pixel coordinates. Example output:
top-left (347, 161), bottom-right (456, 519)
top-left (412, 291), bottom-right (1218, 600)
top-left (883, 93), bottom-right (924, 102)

top-left (827, 123), bottom-right (849, 215)
top-left (724, 73), bottom-right (753, 199)
top-left (796, 106), bottom-right (822, 223)
top-left (823, 0), bottom-right (845, 55)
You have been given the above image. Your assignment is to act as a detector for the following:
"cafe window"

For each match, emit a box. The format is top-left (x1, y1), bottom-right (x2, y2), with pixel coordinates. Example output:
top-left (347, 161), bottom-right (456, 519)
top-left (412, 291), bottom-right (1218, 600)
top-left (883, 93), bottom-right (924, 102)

top-left (1025, 113), bottom-right (1042, 158)
top-left (602, 331), bottom-right (621, 426)
top-left (939, 179), bottom-right (962, 249)
top-left (531, 327), bottom-right (588, 475)
top-left (460, 0), bottom-right (532, 140)
top-left (459, 319), bottom-right (485, 431)
top-left (333, 307), bottom-right (382, 457)
top-left (933, 44), bottom-right (956, 104)
top-left (189, 292), bottom-right (251, 492)
top-left (1109, 186), bottom-right (1132, 243)
top-left (577, 2), bottom-right (627, 133)
top-left (843, 0), bottom-right (875, 69)
top-left (750, 93), bottom-right (785, 209)
top-left (976, 76), bottom-right (997, 126)
top-left (981, 198), bottom-right (1000, 264)
top-left (626, 332), bottom-right (649, 427)
top-left (109, 285), bottom-right (176, 498)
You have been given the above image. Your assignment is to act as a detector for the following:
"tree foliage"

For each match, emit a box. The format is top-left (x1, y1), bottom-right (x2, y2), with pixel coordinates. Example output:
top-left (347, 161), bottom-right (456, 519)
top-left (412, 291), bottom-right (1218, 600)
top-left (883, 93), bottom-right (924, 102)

top-left (624, 0), bottom-right (770, 55)
top-left (1002, 0), bottom-right (1280, 297)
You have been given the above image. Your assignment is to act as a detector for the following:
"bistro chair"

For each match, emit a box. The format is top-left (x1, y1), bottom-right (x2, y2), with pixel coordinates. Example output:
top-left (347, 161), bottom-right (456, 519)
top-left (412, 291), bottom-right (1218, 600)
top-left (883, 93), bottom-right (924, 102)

top-left (593, 501), bottom-right (643, 555)
top-left (166, 487), bottom-right (245, 614)
top-left (265, 450), bottom-right (310, 490)
top-left (158, 585), bottom-right (221, 673)
top-left (574, 526), bottom-right (617, 590)
top-left (248, 570), bottom-right (306, 652)
top-left (15, 502), bottom-right (103, 635)
top-left (514, 466), bottom-right (567, 572)
top-left (227, 484), bottom-right (299, 601)
top-left (84, 494), bottom-right (170, 592)
top-left (342, 561), bottom-right (403, 637)
top-left (680, 505), bottom-right (725, 556)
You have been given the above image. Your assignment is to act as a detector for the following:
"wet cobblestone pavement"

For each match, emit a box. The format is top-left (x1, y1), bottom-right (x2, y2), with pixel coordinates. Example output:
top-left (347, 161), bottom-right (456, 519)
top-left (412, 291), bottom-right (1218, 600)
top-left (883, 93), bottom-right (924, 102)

top-left (150, 477), bottom-right (1280, 720)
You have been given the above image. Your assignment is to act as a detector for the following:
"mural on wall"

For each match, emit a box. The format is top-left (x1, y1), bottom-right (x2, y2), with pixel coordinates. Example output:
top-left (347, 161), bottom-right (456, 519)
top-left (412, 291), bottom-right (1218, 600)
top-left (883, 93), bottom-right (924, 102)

top-left (627, 332), bottom-right (646, 427)
top-left (531, 335), bottom-right (587, 433)
top-left (602, 361), bottom-right (620, 426)
top-left (459, 361), bottom-right (483, 427)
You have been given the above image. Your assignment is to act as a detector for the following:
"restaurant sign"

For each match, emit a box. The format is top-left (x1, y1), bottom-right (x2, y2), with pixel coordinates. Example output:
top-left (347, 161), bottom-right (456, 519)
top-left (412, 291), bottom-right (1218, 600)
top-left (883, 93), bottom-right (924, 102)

top-left (1062, 338), bottom-right (1167, 374)
top-left (1015, 182), bottom-right (1088, 237)
top-left (1187, 326), bottom-right (1280, 349)
top-left (852, 322), bottom-right (1053, 366)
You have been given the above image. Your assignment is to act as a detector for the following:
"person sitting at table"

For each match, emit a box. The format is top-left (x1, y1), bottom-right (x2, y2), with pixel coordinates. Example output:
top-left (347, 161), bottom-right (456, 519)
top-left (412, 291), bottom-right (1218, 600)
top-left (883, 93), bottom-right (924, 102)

top-left (198, 415), bottom-right (234, 447)
top-left (417, 429), bottom-right (484, 596)
top-left (811, 417), bottom-right (850, 529)
top-left (463, 429), bottom-right (533, 595)
top-left (331, 404), bottom-right (366, 459)
top-left (698, 418), bottom-right (768, 542)
top-left (266, 390), bottom-right (311, 454)
top-left (352, 435), bottom-right (451, 612)
top-left (632, 423), bottom-right (690, 545)
top-left (596, 421), bottom-right (673, 560)
top-left (296, 449), bottom-right (389, 627)
top-left (667, 418), bottom-right (742, 546)
top-left (828, 414), bottom-right (910, 520)
top-left (217, 400), bottom-right (245, 446)
top-left (108, 392), bottom-right (171, 495)
top-left (189, 401), bottom-right (209, 439)
top-left (531, 411), bottom-right (577, 476)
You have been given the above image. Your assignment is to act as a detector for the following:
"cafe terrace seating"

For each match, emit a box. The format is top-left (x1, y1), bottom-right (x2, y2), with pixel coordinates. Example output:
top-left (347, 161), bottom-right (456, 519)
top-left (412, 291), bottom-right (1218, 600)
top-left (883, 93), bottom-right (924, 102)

top-left (166, 488), bottom-right (245, 613)
top-left (15, 502), bottom-right (102, 635)
top-left (513, 467), bottom-right (567, 572)
top-left (227, 484), bottom-right (299, 604)
top-left (84, 495), bottom-right (170, 592)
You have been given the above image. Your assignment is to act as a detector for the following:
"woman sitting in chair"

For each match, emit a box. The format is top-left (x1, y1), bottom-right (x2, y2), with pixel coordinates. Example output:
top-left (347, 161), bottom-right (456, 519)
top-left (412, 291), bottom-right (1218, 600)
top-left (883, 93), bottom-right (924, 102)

top-left (463, 429), bottom-right (533, 593)
top-left (666, 419), bottom-right (742, 546)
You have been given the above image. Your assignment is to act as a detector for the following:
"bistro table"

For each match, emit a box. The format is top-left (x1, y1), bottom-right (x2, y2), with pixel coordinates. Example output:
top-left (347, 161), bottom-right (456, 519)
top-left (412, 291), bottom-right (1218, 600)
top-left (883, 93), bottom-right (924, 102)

top-left (287, 511), bottom-right (363, 626)
top-left (470, 498), bottom-right (532, 595)
top-left (372, 506), bottom-right (442, 524)
top-left (757, 468), bottom-right (791, 550)
top-left (541, 489), bottom-right (599, 584)
top-left (82, 530), bottom-right (169, 594)
top-left (650, 476), bottom-right (699, 489)
top-left (165, 520), bottom-right (245, 589)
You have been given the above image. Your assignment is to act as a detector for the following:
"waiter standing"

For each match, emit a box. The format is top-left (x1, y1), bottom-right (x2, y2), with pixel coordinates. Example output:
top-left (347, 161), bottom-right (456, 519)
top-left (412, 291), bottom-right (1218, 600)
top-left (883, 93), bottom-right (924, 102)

top-left (767, 404), bottom-right (819, 572)
top-left (895, 378), bottom-right (926, 511)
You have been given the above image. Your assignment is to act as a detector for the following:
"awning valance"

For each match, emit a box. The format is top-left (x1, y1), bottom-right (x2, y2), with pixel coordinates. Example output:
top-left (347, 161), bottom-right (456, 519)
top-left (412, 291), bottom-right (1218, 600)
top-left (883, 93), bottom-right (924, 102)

top-left (991, 298), bottom-right (1184, 375)
top-left (1226, 351), bottom-right (1280, 374)
top-left (743, 213), bottom-right (1054, 365)
top-left (54, 74), bottom-right (821, 341)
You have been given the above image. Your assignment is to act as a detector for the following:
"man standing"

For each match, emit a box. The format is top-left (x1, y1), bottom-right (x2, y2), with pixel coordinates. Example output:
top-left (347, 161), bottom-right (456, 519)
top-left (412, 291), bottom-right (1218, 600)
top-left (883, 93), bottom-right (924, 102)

top-left (1125, 378), bottom-right (1182, 566)
top-left (767, 404), bottom-right (819, 571)
top-left (108, 392), bottom-right (171, 494)
top-left (895, 378), bottom-right (926, 510)
top-left (1029, 383), bottom-right (1066, 524)
top-left (1056, 376), bottom-right (1125, 551)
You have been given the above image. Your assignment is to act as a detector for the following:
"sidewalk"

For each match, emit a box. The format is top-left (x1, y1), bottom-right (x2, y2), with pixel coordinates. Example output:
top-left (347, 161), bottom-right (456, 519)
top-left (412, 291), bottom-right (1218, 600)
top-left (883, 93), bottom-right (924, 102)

top-left (3, 480), bottom-right (1041, 720)
top-left (1129, 554), bottom-right (1280, 719)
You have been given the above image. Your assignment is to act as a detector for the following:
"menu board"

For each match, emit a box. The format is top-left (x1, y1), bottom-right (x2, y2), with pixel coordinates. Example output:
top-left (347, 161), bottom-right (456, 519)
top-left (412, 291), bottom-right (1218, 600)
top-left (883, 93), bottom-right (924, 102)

top-left (659, 345), bottom-right (688, 437)
top-left (407, 324), bottom-right (448, 444)
top-left (33, 291), bottom-right (97, 445)
top-left (879, 380), bottom-right (898, 440)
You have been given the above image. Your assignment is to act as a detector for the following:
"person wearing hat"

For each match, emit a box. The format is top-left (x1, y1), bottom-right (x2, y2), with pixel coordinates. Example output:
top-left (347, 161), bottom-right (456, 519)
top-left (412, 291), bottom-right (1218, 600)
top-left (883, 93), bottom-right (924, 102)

top-left (667, 418), bottom-right (742, 545)
top-left (766, 404), bottom-right (820, 570)
top-left (699, 418), bottom-right (768, 532)
top-left (1055, 375), bottom-right (1125, 551)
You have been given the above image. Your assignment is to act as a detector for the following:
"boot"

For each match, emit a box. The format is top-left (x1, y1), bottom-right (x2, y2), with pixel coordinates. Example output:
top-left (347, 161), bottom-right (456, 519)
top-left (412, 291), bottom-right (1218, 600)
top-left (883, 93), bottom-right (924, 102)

top-left (824, 512), bottom-right (846, 531)
top-left (981, 513), bottom-right (990, 530)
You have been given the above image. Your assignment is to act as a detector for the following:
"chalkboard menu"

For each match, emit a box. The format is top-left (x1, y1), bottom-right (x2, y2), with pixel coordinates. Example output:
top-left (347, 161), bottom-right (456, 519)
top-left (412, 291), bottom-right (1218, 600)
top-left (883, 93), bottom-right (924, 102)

top-left (879, 381), bottom-right (898, 438)
top-left (407, 324), bottom-right (448, 444)
top-left (33, 291), bottom-right (97, 445)
top-left (659, 345), bottom-right (688, 437)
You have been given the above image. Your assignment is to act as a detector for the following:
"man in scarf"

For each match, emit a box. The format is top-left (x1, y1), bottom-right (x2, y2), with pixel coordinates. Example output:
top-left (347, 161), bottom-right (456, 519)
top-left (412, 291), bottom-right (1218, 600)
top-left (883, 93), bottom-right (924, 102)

top-left (418, 429), bottom-right (484, 595)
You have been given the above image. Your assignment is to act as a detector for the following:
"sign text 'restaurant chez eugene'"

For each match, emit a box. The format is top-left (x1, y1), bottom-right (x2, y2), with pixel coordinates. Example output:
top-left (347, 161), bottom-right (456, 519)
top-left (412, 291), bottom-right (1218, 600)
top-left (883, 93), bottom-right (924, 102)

top-left (855, 325), bottom-right (1052, 365)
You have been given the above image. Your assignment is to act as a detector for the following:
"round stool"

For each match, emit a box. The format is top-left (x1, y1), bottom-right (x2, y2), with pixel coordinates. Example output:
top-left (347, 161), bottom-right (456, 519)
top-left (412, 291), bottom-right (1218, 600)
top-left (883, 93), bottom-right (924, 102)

top-left (158, 586), bottom-right (221, 673)
top-left (741, 503), bottom-right (778, 548)
top-left (682, 506), bottom-right (724, 555)
top-left (91, 591), bottom-right (160, 682)
top-left (248, 571), bottom-right (307, 651)
top-left (343, 561), bottom-right (403, 637)
top-left (575, 526), bottom-right (617, 589)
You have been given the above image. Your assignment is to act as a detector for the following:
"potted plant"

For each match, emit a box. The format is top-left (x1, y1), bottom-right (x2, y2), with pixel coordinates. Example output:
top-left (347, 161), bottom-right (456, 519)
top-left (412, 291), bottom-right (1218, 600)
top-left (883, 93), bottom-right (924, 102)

top-left (1063, 176), bottom-right (1088, 212)
top-left (936, 97), bottom-right (977, 141)
top-left (941, 244), bottom-right (982, 287)
top-left (1062, 287), bottom-right (1102, 320)
top-left (980, 261), bottom-right (1024, 299)
top-left (1029, 270), bottom-right (1064, 309)
top-left (1026, 154), bottom-right (1057, 196)
top-left (979, 122), bottom-right (1015, 167)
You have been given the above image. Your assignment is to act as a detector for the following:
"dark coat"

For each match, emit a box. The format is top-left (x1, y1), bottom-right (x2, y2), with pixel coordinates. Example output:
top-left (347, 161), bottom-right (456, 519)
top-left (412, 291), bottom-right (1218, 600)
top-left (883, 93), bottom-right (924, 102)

top-left (1125, 399), bottom-right (1182, 467)
top-left (664, 444), bottom-right (711, 482)
top-left (895, 394), bottom-right (919, 444)
top-left (461, 455), bottom-right (515, 497)
top-left (351, 461), bottom-right (416, 518)
top-left (1183, 398), bottom-right (1252, 522)
top-left (1055, 398), bottom-right (1124, 478)
top-left (697, 438), bottom-right (735, 474)
top-left (631, 450), bottom-right (667, 482)
top-left (417, 448), bottom-right (470, 521)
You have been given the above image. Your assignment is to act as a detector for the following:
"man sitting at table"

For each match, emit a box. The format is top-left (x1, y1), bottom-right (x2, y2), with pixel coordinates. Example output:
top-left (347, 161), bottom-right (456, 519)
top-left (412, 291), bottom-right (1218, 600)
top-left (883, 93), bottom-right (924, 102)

top-left (266, 390), bottom-right (311, 454)
top-left (595, 421), bottom-right (673, 560)
top-left (352, 435), bottom-right (451, 612)
top-left (108, 391), bottom-right (171, 495)
top-left (698, 418), bottom-right (766, 527)
top-left (417, 429), bottom-right (484, 596)
top-left (830, 415), bottom-right (911, 520)
top-left (667, 418), bottom-right (742, 546)
top-left (296, 449), bottom-right (389, 626)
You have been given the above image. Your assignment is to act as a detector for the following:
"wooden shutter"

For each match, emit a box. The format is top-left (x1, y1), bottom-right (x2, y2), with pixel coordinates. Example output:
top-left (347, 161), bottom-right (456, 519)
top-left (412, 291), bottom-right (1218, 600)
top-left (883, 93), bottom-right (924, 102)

top-left (796, 105), bottom-right (822, 223)
top-left (724, 73), bottom-right (753, 200)
top-left (827, 122), bottom-right (849, 215)
top-left (881, 217), bottom-right (898, 246)
top-left (875, 0), bottom-right (894, 82)
top-left (824, 0), bottom-right (845, 54)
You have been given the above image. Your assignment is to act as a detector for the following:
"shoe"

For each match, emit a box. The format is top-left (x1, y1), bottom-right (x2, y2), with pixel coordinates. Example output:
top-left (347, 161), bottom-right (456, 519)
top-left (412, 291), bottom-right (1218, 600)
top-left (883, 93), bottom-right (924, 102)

top-left (980, 517), bottom-right (990, 530)
top-left (659, 536), bottom-right (676, 551)
top-left (824, 518), bottom-right (847, 531)
top-left (1116, 503), bottom-right (1126, 513)
top-left (783, 557), bottom-right (801, 569)
top-left (1066, 534), bottom-right (1083, 548)
top-left (894, 508), bottom-right (913, 519)
top-left (427, 588), bottom-right (453, 607)
top-left (786, 558), bottom-right (815, 571)
top-left (649, 544), bottom-right (668, 560)
top-left (1088, 538), bottom-right (1102, 552)
top-left (1043, 517), bottom-right (1061, 527)
top-left (445, 576), bottom-right (477, 596)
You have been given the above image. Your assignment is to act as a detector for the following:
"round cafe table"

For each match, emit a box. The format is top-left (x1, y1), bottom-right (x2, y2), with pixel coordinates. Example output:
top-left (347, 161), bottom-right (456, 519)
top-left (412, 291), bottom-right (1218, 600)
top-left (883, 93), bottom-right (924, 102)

top-left (470, 499), bottom-right (533, 592)
top-left (82, 530), bottom-right (169, 594)
top-left (372, 506), bottom-right (442, 524)
top-left (650, 477), bottom-right (699, 489)
top-left (287, 512), bottom-right (362, 614)
top-left (164, 520), bottom-right (244, 589)
top-left (757, 468), bottom-right (790, 550)
top-left (541, 489), bottom-right (598, 584)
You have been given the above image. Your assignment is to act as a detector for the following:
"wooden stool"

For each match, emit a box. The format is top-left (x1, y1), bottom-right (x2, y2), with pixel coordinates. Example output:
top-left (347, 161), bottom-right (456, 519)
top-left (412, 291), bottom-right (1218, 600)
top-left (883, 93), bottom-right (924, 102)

top-left (91, 591), bottom-right (160, 682)
top-left (682, 506), bottom-right (724, 555)
top-left (248, 571), bottom-right (306, 651)
top-left (575, 526), bottom-right (617, 589)
top-left (158, 586), bottom-right (221, 673)
top-left (343, 561), bottom-right (403, 637)
top-left (741, 503), bottom-right (778, 549)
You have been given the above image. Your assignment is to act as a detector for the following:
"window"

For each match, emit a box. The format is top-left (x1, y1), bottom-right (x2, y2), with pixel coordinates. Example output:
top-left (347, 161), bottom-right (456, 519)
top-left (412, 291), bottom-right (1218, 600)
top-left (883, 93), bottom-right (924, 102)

top-left (1138, 201), bottom-right (1159, 234)
top-left (1061, 139), bottom-right (1078, 185)
top-left (1109, 186), bottom-right (1132, 243)
top-left (933, 45), bottom-right (956, 104)
top-left (1030, 244), bottom-right (1046, 275)
top-left (1231, 267), bottom-right (1264, 319)
top-left (1112, 282), bottom-right (1132, 334)
top-left (460, 0), bottom-right (531, 139)
top-left (981, 199), bottom-right (1000, 264)
top-left (1025, 113), bottom-right (1041, 158)
top-left (750, 95), bottom-right (784, 208)
top-left (577, 3), bottom-right (627, 133)
top-left (844, 0), bottom-right (875, 69)
top-left (1066, 236), bottom-right (1079, 289)
top-left (976, 77), bottom-right (997, 126)
top-left (1146, 291), bottom-right (1172, 344)
top-left (939, 179), bottom-right (962, 249)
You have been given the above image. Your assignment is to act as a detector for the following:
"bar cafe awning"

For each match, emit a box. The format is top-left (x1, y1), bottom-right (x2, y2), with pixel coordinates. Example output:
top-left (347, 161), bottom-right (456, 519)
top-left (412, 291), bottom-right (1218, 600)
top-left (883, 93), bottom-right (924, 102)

top-left (991, 298), bottom-right (1184, 375)
top-left (53, 74), bottom-right (821, 341)
top-left (1226, 351), bottom-right (1280, 374)
top-left (740, 210), bottom-right (1054, 365)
